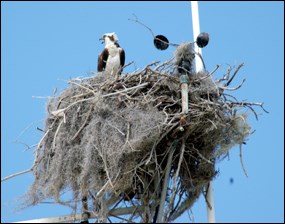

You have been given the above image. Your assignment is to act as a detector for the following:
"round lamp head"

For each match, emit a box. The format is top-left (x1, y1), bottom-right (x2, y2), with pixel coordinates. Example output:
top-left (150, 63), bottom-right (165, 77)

top-left (196, 32), bottom-right (209, 48)
top-left (154, 35), bottom-right (169, 50)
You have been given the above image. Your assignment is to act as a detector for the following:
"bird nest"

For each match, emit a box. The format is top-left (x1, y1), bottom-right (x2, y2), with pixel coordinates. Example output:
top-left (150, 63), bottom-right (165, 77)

top-left (20, 60), bottom-right (265, 222)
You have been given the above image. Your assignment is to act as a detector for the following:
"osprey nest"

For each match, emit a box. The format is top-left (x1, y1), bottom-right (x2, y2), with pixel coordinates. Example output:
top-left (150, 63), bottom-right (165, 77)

top-left (22, 55), bottom-right (266, 222)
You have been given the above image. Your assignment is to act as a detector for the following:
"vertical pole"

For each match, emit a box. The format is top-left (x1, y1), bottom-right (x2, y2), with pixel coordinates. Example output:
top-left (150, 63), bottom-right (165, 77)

top-left (191, 1), bottom-right (216, 223)
top-left (180, 75), bottom-right (189, 114)
top-left (206, 181), bottom-right (216, 223)
top-left (191, 1), bottom-right (203, 73)
top-left (157, 147), bottom-right (175, 223)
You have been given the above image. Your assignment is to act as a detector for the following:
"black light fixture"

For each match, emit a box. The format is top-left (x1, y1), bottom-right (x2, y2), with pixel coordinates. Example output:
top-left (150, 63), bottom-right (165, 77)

top-left (196, 32), bottom-right (209, 48)
top-left (153, 35), bottom-right (169, 50)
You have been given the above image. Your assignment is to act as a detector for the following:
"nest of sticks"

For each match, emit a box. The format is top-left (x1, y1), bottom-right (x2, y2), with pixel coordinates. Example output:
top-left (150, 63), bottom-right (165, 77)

top-left (21, 58), bottom-right (267, 222)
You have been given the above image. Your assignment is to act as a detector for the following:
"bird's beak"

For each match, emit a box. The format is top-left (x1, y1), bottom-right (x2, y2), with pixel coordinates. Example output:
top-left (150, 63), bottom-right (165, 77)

top-left (99, 37), bottom-right (104, 44)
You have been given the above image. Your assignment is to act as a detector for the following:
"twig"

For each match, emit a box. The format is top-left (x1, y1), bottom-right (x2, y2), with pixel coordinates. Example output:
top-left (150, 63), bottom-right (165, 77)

top-left (50, 82), bottom-right (149, 118)
top-left (168, 196), bottom-right (197, 222)
top-left (207, 118), bottom-right (218, 130)
top-left (145, 122), bottom-right (179, 165)
top-left (13, 141), bottom-right (37, 152)
top-left (229, 101), bottom-right (268, 120)
top-left (71, 106), bottom-right (93, 142)
top-left (128, 14), bottom-right (155, 37)
top-left (32, 96), bottom-right (53, 99)
top-left (239, 143), bottom-right (248, 177)
top-left (226, 63), bottom-right (244, 87)
top-left (14, 119), bottom-right (44, 142)
top-left (101, 193), bottom-right (107, 223)
top-left (1, 168), bottom-right (33, 182)
top-left (2, 128), bottom-right (51, 182)
top-left (96, 169), bottom-right (121, 198)
top-left (128, 14), bottom-right (178, 48)
top-left (121, 61), bottom-right (134, 70)
top-left (52, 119), bottom-right (64, 150)
top-left (203, 185), bottom-right (212, 209)
top-left (194, 52), bottom-right (206, 71)
top-left (96, 180), bottom-right (111, 198)
top-left (102, 82), bottom-right (149, 98)
top-left (219, 79), bottom-right (246, 91)
top-left (209, 64), bottom-right (221, 76)
top-left (154, 57), bottom-right (175, 71)
top-left (106, 121), bottom-right (125, 136)
top-left (157, 144), bottom-right (175, 223)
top-left (163, 140), bottom-right (186, 222)
top-left (68, 80), bottom-right (97, 96)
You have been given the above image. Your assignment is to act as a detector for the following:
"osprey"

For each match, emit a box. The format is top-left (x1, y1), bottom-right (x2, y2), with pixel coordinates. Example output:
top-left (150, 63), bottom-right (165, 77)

top-left (97, 32), bottom-right (125, 78)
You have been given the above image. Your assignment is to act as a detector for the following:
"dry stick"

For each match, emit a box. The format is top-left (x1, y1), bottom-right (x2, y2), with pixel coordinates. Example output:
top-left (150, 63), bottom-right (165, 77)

top-left (129, 73), bottom-right (143, 96)
top-left (220, 79), bottom-right (246, 91)
top-left (143, 61), bottom-right (161, 70)
top-left (203, 184), bottom-right (213, 211)
top-left (93, 143), bottom-right (116, 191)
top-left (71, 106), bottom-right (93, 142)
top-left (96, 169), bottom-right (121, 198)
top-left (168, 196), bottom-right (197, 222)
top-left (197, 64), bottom-right (221, 81)
top-left (129, 15), bottom-right (179, 48)
top-left (14, 119), bottom-right (44, 142)
top-left (68, 80), bottom-right (97, 96)
top-left (142, 195), bottom-right (150, 223)
top-left (194, 52), bottom-right (207, 71)
top-left (154, 57), bottom-right (175, 71)
top-left (14, 141), bottom-right (38, 152)
top-left (128, 14), bottom-right (155, 37)
top-left (169, 189), bottom-right (184, 219)
top-left (226, 63), bottom-right (244, 87)
top-left (50, 82), bottom-right (149, 117)
top-left (32, 96), bottom-right (53, 99)
top-left (151, 168), bottom-right (161, 222)
top-left (239, 143), bottom-right (249, 177)
top-left (52, 119), bottom-right (64, 149)
top-left (106, 121), bottom-right (125, 136)
top-left (102, 82), bottom-right (149, 98)
top-left (96, 180), bottom-right (111, 198)
top-left (101, 193), bottom-right (107, 223)
top-left (141, 145), bottom-right (175, 221)
top-left (121, 60), bottom-right (134, 70)
top-left (145, 122), bottom-right (179, 165)
top-left (1, 128), bottom-right (51, 182)
top-left (157, 144), bottom-right (175, 223)
top-left (163, 140), bottom-right (186, 222)
top-left (1, 168), bottom-right (33, 182)
top-left (101, 151), bottom-right (114, 188)
top-left (208, 64), bottom-right (221, 77)
top-left (230, 101), bottom-right (269, 114)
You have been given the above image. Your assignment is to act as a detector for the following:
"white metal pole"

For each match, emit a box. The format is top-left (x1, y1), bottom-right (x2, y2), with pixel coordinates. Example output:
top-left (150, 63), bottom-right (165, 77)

top-left (191, 1), bottom-right (203, 73)
top-left (190, 1), bottom-right (216, 223)
top-left (206, 181), bottom-right (216, 223)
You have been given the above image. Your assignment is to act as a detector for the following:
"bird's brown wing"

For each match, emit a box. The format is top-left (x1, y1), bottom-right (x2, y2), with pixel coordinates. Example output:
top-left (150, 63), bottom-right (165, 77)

top-left (97, 48), bottom-right (109, 72)
top-left (119, 48), bottom-right (125, 68)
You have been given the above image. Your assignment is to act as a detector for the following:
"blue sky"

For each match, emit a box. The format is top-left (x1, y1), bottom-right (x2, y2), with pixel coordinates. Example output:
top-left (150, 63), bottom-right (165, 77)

top-left (1, 1), bottom-right (284, 223)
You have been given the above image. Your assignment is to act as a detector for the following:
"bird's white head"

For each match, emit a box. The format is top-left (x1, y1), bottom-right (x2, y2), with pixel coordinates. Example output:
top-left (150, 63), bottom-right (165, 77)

top-left (100, 32), bottom-right (119, 45)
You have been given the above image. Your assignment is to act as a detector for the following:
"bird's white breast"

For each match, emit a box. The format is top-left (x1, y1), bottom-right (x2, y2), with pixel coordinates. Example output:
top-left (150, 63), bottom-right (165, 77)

top-left (105, 44), bottom-right (121, 76)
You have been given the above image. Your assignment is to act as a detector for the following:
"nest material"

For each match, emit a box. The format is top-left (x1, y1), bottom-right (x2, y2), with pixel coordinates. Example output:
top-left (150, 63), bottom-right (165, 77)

top-left (22, 61), bottom-right (253, 222)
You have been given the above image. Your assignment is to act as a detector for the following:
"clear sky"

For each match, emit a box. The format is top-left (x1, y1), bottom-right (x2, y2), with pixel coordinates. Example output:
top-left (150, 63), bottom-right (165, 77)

top-left (1, 1), bottom-right (284, 223)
